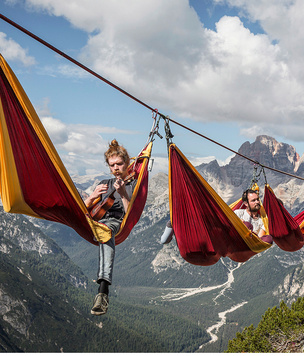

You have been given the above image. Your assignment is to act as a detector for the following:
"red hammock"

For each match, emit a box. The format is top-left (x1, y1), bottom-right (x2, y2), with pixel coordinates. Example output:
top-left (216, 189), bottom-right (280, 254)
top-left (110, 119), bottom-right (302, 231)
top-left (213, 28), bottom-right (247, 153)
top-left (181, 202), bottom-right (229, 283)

top-left (263, 185), bottom-right (304, 251)
top-left (168, 144), bottom-right (271, 266)
top-left (0, 54), bottom-right (151, 246)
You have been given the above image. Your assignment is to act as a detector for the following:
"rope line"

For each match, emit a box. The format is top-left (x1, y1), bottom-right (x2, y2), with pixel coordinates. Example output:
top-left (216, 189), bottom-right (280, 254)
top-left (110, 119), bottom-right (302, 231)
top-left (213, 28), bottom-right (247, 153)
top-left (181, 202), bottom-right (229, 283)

top-left (0, 14), bottom-right (156, 113)
top-left (1, 13), bottom-right (304, 181)
top-left (166, 117), bottom-right (304, 181)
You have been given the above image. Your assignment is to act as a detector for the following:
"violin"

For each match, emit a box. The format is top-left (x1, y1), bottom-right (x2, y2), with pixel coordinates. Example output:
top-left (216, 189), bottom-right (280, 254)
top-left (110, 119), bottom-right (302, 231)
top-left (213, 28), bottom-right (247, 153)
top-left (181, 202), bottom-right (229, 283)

top-left (87, 171), bottom-right (136, 221)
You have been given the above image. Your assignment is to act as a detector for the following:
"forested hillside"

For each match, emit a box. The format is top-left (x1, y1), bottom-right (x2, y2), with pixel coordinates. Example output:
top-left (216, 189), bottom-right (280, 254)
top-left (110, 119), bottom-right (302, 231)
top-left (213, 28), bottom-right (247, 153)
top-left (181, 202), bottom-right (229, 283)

top-left (227, 297), bottom-right (304, 352)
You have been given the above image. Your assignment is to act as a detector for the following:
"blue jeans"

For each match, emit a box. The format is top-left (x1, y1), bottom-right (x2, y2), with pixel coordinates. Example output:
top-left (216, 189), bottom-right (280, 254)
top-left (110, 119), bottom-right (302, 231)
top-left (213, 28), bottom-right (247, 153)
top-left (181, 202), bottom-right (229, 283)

top-left (97, 218), bottom-right (121, 285)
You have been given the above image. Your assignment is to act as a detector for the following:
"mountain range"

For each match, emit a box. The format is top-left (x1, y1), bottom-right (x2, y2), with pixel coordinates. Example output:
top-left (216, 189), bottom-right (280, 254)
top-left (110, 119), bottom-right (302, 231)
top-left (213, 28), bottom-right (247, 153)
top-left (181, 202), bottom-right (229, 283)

top-left (1, 135), bottom-right (304, 352)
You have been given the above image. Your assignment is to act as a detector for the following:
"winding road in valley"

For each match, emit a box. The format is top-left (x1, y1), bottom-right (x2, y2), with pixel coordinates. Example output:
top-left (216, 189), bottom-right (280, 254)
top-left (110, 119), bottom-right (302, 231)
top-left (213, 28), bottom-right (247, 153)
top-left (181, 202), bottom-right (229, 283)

top-left (157, 259), bottom-right (247, 349)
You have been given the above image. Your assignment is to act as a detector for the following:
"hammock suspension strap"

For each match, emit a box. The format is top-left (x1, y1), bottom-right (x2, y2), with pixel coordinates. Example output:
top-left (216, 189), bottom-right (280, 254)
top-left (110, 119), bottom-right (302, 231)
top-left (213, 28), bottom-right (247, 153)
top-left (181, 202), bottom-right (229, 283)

top-left (249, 164), bottom-right (268, 189)
top-left (164, 116), bottom-right (174, 153)
top-left (131, 110), bottom-right (162, 174)
top-left (147, 109), bottom-right (163, 143)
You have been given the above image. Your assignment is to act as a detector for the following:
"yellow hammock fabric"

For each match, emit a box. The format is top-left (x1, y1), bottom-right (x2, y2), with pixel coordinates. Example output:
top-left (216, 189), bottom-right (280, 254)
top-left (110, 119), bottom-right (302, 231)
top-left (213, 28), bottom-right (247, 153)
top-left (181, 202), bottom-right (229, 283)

top-left (0, 54), bottom-right (151, 246)
top-left (168, 143), bottom-right (271, 266)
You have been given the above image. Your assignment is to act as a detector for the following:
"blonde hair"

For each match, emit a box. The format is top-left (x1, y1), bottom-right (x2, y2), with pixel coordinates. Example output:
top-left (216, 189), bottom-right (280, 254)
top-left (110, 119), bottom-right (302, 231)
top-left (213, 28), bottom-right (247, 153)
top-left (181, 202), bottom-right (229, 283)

top-left (104, 139), bottom-right (130, 166)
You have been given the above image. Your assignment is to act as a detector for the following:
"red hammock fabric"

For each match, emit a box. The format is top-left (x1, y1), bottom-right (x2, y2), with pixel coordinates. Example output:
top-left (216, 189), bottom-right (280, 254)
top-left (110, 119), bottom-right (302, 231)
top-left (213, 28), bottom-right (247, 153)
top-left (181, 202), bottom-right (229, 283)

top-left (0, 54), bottom-right (150, 246)
top-left (263, 185), bottom-right (304, 251)
top-left (0, 59), bottom-right (97, 244)
top-left (169, 144), bottom-right (265, 266)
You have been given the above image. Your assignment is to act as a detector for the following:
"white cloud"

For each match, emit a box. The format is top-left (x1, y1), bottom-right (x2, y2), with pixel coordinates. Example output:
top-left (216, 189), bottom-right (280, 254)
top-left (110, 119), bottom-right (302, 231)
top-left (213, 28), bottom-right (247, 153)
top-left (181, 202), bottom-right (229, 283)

top-left (189, 156), bottom-right (217, 167)
top-left (216, 0), bottom-right (304, 79)
top-left (189, 154), bottom-right (234, 167)
top-left (0, 32), bottom-right (36, 66)
top-left (59, 151), bottom-right (108, 176)
top-left (218, 154), bottom-right (234, 166)
top-left (39, 115), bottom-right (106, 174)
top-left (38, 64), bottom-right (91, 79)
top-left (13, 0), bottom-right (304, 145)
top-left (41, 116), bottom-right (69, 144)
top-left (41, 116), bottom-right (108, 154)
top-left (42, 116), bottom-right (135, 154)
top-left (240, 125), bottom-right (268, 140)
top-left (146, 153), bottom-right (233, 177)
top-left (40, 115), bottom-right (138, 175)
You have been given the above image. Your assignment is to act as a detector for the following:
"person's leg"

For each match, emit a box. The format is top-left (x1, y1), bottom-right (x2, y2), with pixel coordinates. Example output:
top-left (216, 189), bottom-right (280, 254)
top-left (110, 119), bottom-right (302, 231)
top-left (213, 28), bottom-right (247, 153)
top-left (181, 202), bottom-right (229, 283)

top-left (98, 279), bottom-right (109, 295)
top-left (160, 220), bottom-right (174, 244)
top-left (260, 235), bottom-right (273, 244)
top-left (97, 235), bottom-right (116, 285)
top-left (91, 218), bottom-right (120, 316)
top-left (242, 221), bottom-right (253, 231)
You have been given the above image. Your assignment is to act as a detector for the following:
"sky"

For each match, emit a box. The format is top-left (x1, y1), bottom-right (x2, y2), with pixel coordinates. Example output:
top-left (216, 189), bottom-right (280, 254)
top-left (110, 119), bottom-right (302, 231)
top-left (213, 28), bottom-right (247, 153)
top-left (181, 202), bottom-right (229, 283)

top-left (1, 0), bottom-right (304, 177)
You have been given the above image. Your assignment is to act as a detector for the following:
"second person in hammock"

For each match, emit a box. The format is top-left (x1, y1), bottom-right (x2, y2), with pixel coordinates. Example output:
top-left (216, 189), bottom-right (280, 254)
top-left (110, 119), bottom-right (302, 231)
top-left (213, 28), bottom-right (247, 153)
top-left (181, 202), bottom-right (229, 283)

top-left (234, 189), bottom-right (273, 244)
top-left (85, 139), bottom-right (137, 316)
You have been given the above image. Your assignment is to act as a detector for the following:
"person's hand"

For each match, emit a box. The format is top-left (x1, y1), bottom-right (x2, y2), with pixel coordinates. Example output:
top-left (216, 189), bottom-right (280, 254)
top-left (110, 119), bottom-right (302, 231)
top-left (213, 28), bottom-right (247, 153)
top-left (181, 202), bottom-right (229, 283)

top-left (114, 178), bottom-right (130, 213)
top-left (91, 183), bottom-right (108, 199)
top-left (85, 183), bottom-right (108, 207)
top-left (114, 178), bottom-right (127, 197)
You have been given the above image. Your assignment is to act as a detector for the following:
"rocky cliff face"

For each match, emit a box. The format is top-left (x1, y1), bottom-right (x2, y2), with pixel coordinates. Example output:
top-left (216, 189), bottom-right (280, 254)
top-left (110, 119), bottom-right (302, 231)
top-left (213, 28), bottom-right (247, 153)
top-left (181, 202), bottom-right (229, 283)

top-left (223, 135), bottom-right (301, 188)
top-left (239, 136), bottom-right (300, 171)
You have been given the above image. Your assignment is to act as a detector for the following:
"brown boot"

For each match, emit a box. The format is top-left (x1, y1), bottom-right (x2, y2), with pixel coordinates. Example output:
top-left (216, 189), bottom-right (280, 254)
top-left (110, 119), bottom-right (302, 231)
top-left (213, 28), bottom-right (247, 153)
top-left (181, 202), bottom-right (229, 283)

top-left (91, 293), bottom-right (109, 316)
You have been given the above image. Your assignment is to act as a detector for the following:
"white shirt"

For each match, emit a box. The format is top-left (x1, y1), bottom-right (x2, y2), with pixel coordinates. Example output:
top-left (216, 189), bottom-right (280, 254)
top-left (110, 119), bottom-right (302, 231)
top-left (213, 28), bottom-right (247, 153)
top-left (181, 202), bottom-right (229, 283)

top-left (234, 209), bottom-right (265, 235)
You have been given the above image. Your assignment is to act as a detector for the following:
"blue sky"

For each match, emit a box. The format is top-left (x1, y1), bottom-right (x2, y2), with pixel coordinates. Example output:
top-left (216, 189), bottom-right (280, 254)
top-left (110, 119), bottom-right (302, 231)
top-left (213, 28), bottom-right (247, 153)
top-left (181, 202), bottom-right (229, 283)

top-left (1, 0), bottom-right (304, 176)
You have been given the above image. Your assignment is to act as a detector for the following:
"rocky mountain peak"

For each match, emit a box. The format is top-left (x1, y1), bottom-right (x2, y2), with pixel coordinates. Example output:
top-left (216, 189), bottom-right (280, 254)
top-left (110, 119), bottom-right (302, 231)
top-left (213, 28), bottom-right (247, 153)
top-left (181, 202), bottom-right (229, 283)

top-left (224, 135), bottom-right (303, 188)
top-left (237, 135), bottom-right (299, 171)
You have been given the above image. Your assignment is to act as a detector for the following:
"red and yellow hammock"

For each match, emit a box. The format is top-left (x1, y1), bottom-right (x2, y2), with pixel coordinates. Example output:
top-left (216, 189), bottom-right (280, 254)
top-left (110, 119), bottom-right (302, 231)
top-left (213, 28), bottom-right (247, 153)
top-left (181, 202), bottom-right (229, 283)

top-left (168, 144), bottom-right (272, 266)
top-left (0, 54), bottom-right (151, 246)
top-left (168, 144), bottom-right (304, 266)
